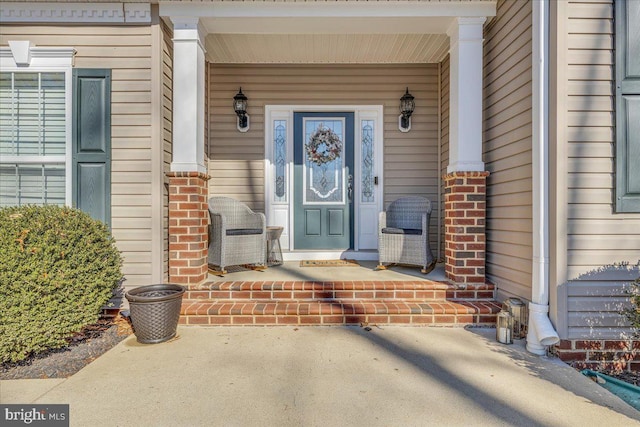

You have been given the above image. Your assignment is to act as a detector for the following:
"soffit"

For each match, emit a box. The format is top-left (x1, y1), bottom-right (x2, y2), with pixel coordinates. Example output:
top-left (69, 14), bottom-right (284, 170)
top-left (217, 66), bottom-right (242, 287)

top-left (160, 0), bottom-right (496, 64)
top-left (206, 33), bottom-right (450, 63)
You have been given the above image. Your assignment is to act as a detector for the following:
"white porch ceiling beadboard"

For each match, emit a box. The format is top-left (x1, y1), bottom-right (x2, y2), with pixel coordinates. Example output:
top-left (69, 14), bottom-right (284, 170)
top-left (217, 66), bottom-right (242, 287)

top-left (206, 33), bottom-right (449, 63)
top-left (159, 0), bottom-right (496, 63)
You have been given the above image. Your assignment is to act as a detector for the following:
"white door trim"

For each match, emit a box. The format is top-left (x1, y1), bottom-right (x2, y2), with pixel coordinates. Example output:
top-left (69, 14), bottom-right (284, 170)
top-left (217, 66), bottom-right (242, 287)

top-left (265, 105), bottom-right (384, 260)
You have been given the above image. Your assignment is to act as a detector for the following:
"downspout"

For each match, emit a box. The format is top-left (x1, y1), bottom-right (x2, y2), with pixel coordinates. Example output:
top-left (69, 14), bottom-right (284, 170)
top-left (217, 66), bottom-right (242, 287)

top-left (528, 0), bottom-right (560, 355)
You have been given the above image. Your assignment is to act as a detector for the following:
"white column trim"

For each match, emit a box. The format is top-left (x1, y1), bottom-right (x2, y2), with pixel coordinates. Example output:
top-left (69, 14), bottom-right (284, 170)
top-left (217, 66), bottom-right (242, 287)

top-left (170, 16), bottom-right (207, 174)
top-left (446, 16), bottom-right (486, 173)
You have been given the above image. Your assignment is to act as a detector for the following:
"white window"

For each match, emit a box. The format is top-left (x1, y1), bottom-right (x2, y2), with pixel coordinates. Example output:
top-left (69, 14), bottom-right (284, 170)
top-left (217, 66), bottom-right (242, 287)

top-left (0, 43), bottom-right (74, 207)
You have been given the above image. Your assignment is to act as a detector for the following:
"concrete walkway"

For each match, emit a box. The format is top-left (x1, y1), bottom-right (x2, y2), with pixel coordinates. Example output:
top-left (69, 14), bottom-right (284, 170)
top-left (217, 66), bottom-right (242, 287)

top-left (1, 326), bottom-right (639, 426)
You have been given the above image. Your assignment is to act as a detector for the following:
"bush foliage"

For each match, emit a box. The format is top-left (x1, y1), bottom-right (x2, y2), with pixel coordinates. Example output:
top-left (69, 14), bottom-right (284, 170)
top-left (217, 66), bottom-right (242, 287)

top-left (622, 276), bottom-right (640, 338)
top-left (0, 205), bottom-right (123, 364)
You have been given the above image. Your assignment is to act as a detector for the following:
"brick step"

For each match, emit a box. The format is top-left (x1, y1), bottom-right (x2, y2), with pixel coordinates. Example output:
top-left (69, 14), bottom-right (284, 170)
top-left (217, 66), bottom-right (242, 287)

top-left (180, 299), bottom-right (502, 326)
top-left (186, 281), bottom-right (495, 301)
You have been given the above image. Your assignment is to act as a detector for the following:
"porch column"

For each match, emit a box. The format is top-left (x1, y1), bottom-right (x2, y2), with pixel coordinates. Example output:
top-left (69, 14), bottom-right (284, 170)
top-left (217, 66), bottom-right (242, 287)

top-left (168, 17), bottom-right (209, 285)
top-left (444, 17), bottom-right (488, 286)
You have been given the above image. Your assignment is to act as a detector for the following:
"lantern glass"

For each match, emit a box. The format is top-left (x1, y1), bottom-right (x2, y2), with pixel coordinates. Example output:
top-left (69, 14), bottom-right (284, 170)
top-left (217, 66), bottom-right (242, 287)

top-left (233, 88), bottom-right (247, 116)
top-left (399, 88), bottom-right (415, 117)
top-left (496, 310), bottom-right (513, 344)
top-left (502, 298), bottom-right (528, 339)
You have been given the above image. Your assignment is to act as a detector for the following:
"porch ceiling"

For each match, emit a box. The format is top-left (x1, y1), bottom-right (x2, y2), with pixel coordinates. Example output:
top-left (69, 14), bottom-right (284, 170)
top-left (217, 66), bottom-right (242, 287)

top-left (205, 33), bottom-right (450, 64)
top-left (160, 0), bottom-right (496, 64)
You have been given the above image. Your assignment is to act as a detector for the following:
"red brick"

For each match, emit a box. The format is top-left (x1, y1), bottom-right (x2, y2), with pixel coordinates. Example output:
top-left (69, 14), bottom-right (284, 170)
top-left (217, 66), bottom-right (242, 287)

top-left (209, 316), bottom-right (232, 325)
top-left (555, 351), bottom-right (587, 362)
top-left (575, 340), bottom-right (602, 350)
top-left (456, 315), bottom-right (474, 324)
top-left (277, 316), bottom-right (300, 325)
top-left (389, 315), bottom-right (412, 323)
top-left (188, 316), bottom-right (210, 325)
top-left (232, 316), bottom-right (255, 325)
top-left (254, 316), bottom-right (277, 325)
top-left (604, 340), bottom-right (631, 351)
top-left (169, 194), bottom-right (189, 202)
top-left (366, 315), bottom-right (389, 324)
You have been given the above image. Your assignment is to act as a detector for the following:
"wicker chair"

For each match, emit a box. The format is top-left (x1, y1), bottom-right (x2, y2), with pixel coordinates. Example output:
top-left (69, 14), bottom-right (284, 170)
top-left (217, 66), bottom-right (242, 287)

top-left (208, 197), bottom-right (267, 273)
top-left (377, 196), bottom-right (435, 274)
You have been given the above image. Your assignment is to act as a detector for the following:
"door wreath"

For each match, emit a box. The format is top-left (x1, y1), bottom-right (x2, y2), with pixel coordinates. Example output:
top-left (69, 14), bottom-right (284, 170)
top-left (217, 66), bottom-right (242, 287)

top-left (305, 125), bottom-right (343, 166)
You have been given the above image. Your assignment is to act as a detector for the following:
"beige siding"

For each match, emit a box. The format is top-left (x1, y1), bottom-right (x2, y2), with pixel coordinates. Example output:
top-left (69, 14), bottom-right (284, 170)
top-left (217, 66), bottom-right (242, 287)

top-left (1, 25), bottom-right (155, 289)
top-left (482, 0), bottom-right (533, 300)
top-left (208, 64), bottom-right (441, 244)
top-left (553, 0), bottom-right (640, 339)
top-left (439, 55), bottom-right (450, 262)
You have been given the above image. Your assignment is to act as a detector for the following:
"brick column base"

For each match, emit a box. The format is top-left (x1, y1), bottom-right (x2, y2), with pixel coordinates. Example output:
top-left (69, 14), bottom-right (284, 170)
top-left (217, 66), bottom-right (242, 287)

top-left (554, 339), bottom-right (640, 372)
top-left (167, 172), bottom-right (210, 285)
top-left (444, 171), bottom-right (489, 286)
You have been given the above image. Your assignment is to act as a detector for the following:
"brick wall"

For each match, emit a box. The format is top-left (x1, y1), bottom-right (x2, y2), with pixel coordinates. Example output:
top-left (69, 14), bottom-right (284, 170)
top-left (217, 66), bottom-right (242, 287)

top-left (554, 339), bottom-right (640, 372)
top-left (167, 172), bottom-right (209, 285)
top-left (443, 171), bottom-right (489, 286)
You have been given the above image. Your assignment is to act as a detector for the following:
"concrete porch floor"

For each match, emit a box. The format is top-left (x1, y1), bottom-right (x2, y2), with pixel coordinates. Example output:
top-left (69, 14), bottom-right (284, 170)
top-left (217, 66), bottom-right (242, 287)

top-left (208, 261), bottom-right (449, 283)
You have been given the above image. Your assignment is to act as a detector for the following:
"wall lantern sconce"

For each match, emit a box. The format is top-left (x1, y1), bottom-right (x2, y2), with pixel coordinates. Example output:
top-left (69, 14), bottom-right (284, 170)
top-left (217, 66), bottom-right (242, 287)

top-left (398, 87), bottom-right (415, 132)
top-left (233, 87), bottom-right (250, 132)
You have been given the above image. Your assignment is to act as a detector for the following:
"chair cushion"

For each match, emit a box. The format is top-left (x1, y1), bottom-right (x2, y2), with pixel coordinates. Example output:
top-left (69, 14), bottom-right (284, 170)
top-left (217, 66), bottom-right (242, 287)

top-left (226, 228), bottom-right (263, 236)
top-left (381, 227), bottom-right (422, 235)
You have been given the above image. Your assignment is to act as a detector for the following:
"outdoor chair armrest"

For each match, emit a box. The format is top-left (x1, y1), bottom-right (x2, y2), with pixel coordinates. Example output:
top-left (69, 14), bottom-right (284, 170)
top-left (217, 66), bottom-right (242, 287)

top-left (379, 211), bottom-right (387, 233)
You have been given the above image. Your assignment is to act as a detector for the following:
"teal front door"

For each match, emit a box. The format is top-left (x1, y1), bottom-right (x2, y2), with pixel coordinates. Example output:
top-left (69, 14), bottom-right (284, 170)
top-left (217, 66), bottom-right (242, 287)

top-left (293, 112), bottom-right (354, 250)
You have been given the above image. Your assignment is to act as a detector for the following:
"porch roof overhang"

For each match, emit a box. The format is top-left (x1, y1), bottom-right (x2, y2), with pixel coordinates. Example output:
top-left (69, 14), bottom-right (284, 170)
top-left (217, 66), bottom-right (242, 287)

top-left (159, 0), bottom-right (496, 64)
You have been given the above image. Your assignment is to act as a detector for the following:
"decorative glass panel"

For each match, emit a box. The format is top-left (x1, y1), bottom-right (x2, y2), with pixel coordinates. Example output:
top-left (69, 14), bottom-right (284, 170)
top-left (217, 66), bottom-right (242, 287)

top-left (303, 119), bottom-right (345, 204)
top-left (273, 120), bottom-right (287, 202)
top-left (0, 164), bottom-right (65, 207)
top-left (361, 120), bottom-right (375, 203)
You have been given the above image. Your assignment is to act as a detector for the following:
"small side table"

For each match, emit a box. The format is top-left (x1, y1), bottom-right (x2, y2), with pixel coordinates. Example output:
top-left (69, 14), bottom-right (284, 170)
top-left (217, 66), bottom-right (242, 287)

top-left (266, 226), bottom-right (284, 266)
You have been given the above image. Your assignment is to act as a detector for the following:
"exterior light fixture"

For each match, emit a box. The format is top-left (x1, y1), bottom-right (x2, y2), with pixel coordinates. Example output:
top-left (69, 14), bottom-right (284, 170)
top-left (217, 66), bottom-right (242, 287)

top-left (398, 87), bottom-right (415, 132)
top-left (233, 87), bottom-right (249, 132)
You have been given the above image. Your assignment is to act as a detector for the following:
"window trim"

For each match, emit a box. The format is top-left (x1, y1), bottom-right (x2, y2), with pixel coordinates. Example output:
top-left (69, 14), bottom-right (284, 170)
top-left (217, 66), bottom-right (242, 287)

top-left (615, 0), bottom-right (640, 213)
top-left (0, 43), bottom-right (74, 205)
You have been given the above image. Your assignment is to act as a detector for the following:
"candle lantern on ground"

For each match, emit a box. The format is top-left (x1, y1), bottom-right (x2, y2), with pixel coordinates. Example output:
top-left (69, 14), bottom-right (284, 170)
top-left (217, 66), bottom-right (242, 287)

top-left (496, 310), bottom-right (514, 344)
top-left (502, 297), bottom-right (528, 339)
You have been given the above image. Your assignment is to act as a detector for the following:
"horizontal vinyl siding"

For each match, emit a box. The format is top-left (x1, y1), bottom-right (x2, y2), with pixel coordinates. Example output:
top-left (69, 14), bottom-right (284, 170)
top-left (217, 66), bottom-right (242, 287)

top-left (560, 0), bottom-right (640, 339)
top-left (482, 0), bottom-right (533, 301)
top-left (161, 19), bottom-right (173, 283)
top-left (208, 64), bottom-right (441, 246)
top-left (440, 55), bottom-right (449, 262)
top-left (1, 25), bottom-right (154, 289)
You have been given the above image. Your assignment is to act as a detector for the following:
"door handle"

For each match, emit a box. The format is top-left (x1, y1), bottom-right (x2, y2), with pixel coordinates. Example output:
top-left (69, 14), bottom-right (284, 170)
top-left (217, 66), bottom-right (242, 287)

top-left (348, 174), bottom-right (353, 203)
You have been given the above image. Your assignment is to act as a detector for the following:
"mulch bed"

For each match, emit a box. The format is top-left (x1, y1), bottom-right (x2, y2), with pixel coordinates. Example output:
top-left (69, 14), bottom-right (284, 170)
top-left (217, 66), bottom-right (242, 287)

top-left (0, 316), bottom-right (132, 380)
top-left (598, 370), bottom-right (640, 387)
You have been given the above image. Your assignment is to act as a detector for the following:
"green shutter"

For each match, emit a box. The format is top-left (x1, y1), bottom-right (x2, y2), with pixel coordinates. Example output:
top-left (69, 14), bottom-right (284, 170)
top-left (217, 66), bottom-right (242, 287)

top-left (616, 0), bottom-right (640, 212)
top-left (72, 69), bottom-right (111, 225)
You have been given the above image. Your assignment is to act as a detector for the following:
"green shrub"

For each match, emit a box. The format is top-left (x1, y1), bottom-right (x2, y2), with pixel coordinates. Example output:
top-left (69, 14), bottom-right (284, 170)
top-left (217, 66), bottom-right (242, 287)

top-left (622, 276), bottom-right (640, 338)
top-left (0, 205), bottom-right (123, 364)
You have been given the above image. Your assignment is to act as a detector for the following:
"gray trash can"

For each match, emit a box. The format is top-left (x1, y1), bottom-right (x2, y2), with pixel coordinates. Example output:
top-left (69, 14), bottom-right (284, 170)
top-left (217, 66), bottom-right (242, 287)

top-left (125, 284), bottom-right (185, 344)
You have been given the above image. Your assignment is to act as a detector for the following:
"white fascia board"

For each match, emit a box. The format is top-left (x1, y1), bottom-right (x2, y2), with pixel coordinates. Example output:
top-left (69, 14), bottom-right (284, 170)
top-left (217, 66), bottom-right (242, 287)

top-left (160, 1), bottom-right (496, 19)
top-left (1, 2), bottom-right (151, 24)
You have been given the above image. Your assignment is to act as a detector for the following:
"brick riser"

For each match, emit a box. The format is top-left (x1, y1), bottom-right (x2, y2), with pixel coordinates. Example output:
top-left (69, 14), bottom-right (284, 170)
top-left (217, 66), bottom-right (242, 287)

top-left (180, 281), bottom-right (501, 326)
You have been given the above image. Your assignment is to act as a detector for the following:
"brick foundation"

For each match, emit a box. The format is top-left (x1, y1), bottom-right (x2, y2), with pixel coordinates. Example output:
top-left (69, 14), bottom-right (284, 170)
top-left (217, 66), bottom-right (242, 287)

top-left (554, 339), bottom-right (640, 372)
top-left (443, 171), bottom-right (489, 286)
top-left (167, 172), bottom-right (210, 285)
